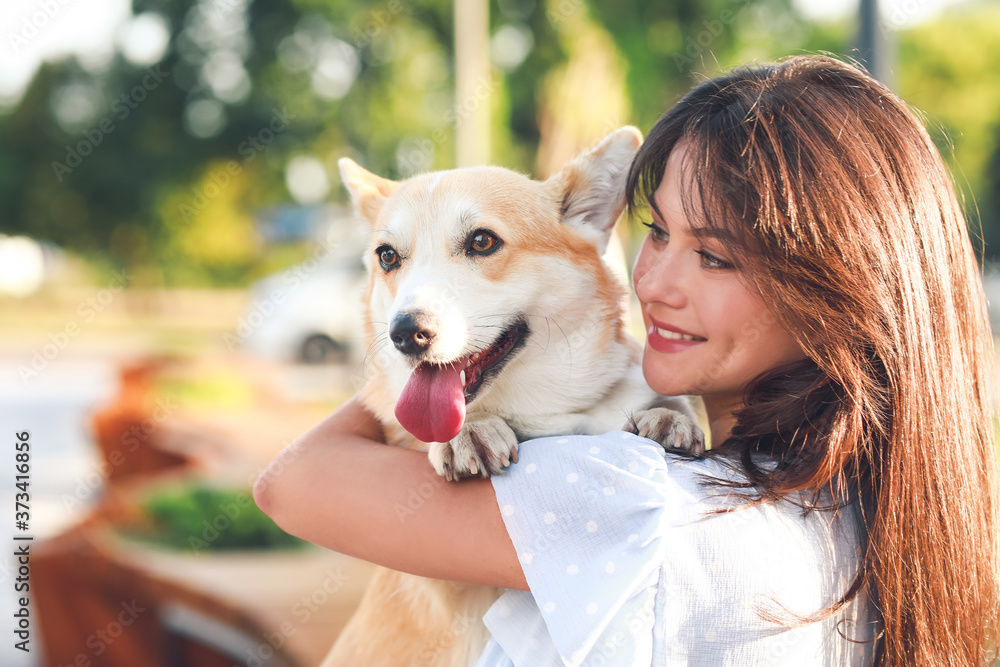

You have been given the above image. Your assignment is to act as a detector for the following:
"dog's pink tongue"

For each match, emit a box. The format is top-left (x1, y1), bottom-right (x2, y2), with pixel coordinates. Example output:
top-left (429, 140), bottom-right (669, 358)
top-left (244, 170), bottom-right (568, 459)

top-left (395, 363), bottom-right (466, 443)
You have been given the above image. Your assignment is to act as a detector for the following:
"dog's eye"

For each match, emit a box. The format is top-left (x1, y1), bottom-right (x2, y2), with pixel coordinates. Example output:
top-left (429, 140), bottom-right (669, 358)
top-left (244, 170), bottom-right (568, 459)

top-left (466, 230), bottom-right (502, 256)
top-left (471, 233), bottom-right (495, 252)
top-left (376, 245), bottom-right (400, 271)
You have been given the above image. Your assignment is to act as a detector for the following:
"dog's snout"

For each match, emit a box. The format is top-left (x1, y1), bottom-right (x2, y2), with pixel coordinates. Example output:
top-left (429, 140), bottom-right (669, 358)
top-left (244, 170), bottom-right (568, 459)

top-left (390, 312), bottom-right (438, 356)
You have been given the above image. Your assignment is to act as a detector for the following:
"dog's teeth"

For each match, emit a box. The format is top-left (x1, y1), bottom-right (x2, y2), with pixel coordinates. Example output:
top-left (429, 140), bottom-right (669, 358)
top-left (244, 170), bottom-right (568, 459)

top-left (472, 352), bottom-right (481, 362)
top-left (469, 458), bottom-right (478, 475)
top-left (460, 370), bottom-right (466, 386)
top-left (465, 359), bottom-right (472, 368)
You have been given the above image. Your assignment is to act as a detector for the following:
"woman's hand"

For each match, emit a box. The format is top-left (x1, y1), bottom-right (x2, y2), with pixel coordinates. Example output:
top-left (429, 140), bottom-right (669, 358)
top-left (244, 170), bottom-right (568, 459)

top-left (253, 395), bottom-right (527, 590)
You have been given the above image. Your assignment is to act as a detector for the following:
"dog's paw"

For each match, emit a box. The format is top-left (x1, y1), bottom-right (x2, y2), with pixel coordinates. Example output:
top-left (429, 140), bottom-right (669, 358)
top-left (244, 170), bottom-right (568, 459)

top-left (429, 414), bottom-right (519, 481)
top-left (625, 408), bottom-right (706, 457)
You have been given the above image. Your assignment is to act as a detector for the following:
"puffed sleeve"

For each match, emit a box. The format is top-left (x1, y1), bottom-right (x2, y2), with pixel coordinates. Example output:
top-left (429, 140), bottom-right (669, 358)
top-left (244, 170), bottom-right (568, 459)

top-left (479, 431), bottom-right (683, 667)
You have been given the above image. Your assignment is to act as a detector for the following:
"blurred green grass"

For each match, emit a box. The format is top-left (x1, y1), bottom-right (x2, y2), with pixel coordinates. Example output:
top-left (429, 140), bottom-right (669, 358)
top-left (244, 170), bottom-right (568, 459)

top-left (121, 482), bottom-right (307, 552)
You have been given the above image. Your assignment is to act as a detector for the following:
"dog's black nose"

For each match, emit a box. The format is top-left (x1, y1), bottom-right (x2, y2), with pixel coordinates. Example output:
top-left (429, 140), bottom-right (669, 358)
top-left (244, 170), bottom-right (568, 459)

top-left (390, 312), bottom-right (438, 356)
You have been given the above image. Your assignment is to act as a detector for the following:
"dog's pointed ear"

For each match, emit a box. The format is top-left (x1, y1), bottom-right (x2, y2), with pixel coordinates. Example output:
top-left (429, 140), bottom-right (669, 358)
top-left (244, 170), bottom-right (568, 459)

top-left (544, 126), bottom-right (643, 254)
top-left (338, 158), bottom-right (400, 224)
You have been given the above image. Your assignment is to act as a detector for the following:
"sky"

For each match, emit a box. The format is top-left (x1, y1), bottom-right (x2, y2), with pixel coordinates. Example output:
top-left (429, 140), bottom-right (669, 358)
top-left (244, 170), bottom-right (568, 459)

top-left (0, 0), bottom-right (971, 108)
top-left (2, 0), bottom-right (129, 105)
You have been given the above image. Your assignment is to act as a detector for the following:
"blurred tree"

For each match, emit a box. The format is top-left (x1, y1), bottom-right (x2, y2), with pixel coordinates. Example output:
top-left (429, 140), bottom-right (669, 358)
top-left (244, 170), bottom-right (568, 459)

top-left (532, 1), bottom-right (630, 177)
top-left (893, 3), bottom-right (1000, 258)
top-left (0, 0), bottom-right (310, 285)
top-left (1, 0), bottom-right (999, 288)
top-left (587, 0), bottom-right (806, 130)
top-left (0, 0), bottom-right (569, 284)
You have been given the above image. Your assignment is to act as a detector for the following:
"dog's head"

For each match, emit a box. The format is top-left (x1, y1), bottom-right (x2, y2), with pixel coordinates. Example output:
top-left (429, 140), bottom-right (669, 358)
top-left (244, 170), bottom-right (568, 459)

top-left (340, 127), bottom-right (641, 443)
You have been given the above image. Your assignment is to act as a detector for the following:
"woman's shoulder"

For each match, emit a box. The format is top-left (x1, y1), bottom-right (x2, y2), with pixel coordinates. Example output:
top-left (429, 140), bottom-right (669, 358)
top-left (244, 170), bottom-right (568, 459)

top-left (494, 431), bottom-right (862, 608)
top-left (495, 430), bottom-right (859, 536)
top-left (495, 431), bottom-right (774, 518)
top-left (492, 431), bottom-right (866, 609)
top-left (484, 432), bottom-right (873, 666)
top-left (492, 431), bottom-right (715, 538)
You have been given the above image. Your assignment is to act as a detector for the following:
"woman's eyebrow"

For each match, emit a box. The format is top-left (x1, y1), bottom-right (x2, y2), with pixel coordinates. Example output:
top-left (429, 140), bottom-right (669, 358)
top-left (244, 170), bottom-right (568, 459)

top-left (646, 195), bottom-right (666, 222)
top-left (646, 194), bottom-right (720, 240)
top-left (646, 190), bottom-right (725, 243)
top-left (689, 225), bottom-right (725, 240)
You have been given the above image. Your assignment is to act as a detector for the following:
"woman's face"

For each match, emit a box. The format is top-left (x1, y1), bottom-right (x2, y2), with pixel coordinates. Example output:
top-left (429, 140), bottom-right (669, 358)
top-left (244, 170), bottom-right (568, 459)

top-left (632, 143), bottom-right (807, 420)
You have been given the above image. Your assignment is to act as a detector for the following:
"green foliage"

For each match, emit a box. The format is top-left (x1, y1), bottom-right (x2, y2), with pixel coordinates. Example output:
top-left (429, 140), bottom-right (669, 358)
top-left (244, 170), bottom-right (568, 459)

top-left (0, 0), bottom-right (313, 286)
top-left (129, 483), bottom-right (307, 551)
top-left (2, 0), bottom-right (1000, 286)
top-left (893, 4), bottom-right (1000, 256)
top-left (587, 0), bottom-right (805, 129)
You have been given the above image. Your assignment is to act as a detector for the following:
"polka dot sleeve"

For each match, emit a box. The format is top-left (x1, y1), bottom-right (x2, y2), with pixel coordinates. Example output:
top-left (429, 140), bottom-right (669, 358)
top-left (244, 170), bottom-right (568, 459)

top-left (479, 431), bottom-right (683, 667)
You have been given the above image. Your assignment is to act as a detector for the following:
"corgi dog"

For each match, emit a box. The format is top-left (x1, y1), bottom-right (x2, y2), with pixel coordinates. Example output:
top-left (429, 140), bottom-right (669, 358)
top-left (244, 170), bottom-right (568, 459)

top-left (321, 127), bottom-right (702, 667)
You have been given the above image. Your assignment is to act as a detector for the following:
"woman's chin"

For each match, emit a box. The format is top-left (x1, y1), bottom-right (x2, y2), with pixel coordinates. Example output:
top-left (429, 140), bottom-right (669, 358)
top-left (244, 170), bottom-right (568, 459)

top-left (641, 361), bottom-right (692, 398)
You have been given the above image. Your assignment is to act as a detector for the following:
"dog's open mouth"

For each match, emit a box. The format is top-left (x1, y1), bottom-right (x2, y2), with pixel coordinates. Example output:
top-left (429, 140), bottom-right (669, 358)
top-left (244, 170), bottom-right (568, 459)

top-left (394, 319), bottom-right (530, 443)
top-left (457, 319), bottom-right (529, 402)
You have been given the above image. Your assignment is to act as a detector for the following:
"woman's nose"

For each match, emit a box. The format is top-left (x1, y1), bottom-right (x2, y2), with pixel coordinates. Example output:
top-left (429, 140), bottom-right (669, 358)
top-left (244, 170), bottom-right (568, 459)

top-left (633, 249), bottom-right (687, 309)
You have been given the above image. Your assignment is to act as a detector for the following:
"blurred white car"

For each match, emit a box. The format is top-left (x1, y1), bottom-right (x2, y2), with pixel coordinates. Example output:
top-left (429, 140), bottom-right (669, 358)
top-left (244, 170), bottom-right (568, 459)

top-left (237, 241), bottom-right (369, 364)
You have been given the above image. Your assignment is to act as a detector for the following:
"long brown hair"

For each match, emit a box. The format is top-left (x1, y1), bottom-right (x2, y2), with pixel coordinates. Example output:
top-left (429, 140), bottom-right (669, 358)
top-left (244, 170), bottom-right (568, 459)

top-left (626, 55), bottom-right (1000, 666)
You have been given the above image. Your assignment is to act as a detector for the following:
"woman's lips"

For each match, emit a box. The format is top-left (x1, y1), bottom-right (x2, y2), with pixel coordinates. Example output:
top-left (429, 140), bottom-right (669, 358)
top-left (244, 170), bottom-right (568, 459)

top-left (646, 317), bottom-right (706, 353)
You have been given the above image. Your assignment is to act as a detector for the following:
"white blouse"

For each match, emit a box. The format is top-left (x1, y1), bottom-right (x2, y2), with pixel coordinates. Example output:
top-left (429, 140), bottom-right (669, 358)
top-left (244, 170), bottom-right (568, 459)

top-left (475, 432), bottom-right (877, 667)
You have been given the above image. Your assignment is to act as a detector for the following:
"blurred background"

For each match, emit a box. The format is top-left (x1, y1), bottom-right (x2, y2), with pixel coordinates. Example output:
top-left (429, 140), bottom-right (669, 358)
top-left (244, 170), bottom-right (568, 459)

top-left (1, 0), bottom-right (999, 664)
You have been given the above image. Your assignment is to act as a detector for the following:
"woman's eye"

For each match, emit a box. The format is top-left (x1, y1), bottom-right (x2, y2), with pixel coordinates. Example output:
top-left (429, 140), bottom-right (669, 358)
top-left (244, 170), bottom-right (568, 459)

top-left (466, 229), bottom-right (502, 255)
top-left (376, 245), bottom-right (400, 271)
top-left (642, 222), bottom-right (668, 243)
top-left (696, 250), bottom-right (732, 270)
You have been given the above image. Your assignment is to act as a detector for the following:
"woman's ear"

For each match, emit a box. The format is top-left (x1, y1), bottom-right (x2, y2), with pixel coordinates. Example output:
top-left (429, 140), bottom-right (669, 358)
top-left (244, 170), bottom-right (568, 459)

top-left (543, 126), bottom-right (643, 254)
top-left (338, 158), bottom-right (400, 225)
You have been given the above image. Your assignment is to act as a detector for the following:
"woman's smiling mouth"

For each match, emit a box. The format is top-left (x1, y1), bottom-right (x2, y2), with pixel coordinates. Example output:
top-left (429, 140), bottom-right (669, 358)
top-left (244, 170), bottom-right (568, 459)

top-left (654, 327), bottom-right (705, 342)
top-left (646, 317), bottom-right (707, 353)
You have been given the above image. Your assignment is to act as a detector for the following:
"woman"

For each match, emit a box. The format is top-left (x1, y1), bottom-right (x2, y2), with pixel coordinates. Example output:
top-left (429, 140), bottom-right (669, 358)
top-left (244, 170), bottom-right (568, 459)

top-left (255, 55), bottom-right (1000, 665)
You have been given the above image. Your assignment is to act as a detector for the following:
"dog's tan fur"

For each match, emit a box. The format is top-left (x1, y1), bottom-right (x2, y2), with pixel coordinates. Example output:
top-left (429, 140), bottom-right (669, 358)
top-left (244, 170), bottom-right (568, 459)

top-left (321, 128), bottom-right (700, 667)
top-left (322, 572), bottom-right (496, 667)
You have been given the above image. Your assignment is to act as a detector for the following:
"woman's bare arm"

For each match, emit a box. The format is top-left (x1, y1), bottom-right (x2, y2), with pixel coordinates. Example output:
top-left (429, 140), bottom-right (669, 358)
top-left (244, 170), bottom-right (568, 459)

top-left (253, 396), bottom-right (528, 590)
